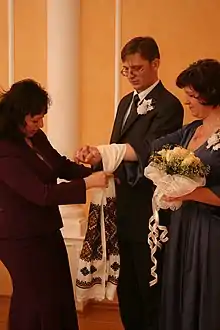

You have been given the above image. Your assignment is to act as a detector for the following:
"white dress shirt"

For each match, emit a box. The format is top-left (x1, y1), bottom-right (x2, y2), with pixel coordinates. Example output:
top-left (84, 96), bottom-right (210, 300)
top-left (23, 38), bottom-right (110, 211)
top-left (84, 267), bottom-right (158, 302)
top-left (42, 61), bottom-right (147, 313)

top-left (122, 80), bottom-right (160, 127)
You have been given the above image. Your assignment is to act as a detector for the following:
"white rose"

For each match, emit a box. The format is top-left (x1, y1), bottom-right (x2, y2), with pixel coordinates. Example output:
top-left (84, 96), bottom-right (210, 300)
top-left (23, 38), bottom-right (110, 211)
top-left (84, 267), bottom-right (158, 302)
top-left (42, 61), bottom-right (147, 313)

top-left (213, 143), bottom-right (220, 151)
top-left (207, 130), bottom-right (220, 150)
top-left (181, 154), bottom-right (200, 166)
top-left (137, 99), bottom-right (154, 115)
top-left (172, 147), bottom-right (190, 158)
top-left (165, 150), bottom-right (174, 162)
top-left (158, 149), bottom-right (167, 158)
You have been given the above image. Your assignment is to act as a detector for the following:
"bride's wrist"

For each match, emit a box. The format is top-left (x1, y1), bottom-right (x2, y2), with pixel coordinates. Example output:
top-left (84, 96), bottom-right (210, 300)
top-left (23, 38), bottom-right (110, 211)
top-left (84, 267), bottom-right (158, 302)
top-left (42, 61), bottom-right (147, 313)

top-left (184, 188), bottom-right (202, 201)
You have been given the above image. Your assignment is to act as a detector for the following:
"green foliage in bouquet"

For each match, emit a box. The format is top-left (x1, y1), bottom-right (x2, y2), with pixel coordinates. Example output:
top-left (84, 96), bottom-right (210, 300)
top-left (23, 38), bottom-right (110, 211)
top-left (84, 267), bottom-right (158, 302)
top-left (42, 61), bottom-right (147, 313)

top-left (150, 145), bottom-right (210, 179)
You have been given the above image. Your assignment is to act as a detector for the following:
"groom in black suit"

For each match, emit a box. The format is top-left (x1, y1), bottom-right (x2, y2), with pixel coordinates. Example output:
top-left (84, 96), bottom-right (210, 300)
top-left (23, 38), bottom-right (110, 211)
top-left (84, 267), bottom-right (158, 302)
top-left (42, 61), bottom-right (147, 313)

top-left (76, 36), bottom-right (184, 330)
top-left (110, 37), bottom-right (183, 330)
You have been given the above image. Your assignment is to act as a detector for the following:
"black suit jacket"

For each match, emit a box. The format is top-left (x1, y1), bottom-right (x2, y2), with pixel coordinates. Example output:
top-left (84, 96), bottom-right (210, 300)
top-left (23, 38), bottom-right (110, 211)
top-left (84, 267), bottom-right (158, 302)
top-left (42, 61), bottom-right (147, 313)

top-left (110, 81), bottom-right (184, 241)
top-left (0, 130), bottom-right (92, 239)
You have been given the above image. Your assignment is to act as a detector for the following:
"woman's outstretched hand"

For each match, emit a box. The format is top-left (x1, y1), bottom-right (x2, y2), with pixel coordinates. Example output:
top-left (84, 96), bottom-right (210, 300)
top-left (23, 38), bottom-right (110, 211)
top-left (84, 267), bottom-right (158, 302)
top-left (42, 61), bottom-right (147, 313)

top-left (75, 145), bottom-right (102, 165)
top-left (84, 171), bottom-right (112, 189)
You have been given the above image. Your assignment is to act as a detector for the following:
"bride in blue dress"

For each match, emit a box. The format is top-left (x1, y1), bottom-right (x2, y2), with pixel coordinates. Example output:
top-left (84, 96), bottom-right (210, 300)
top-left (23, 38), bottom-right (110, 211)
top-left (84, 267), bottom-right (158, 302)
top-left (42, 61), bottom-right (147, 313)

top-left (75, 58), bottom-right (220, 330)
top-left (124, 58), bottom-right (220, 330)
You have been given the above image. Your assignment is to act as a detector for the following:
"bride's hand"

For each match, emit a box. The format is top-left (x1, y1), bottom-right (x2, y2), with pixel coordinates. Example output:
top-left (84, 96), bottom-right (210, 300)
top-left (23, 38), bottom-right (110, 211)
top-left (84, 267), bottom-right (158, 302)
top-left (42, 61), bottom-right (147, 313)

top-left (75, 145), bottom-right (102, 165)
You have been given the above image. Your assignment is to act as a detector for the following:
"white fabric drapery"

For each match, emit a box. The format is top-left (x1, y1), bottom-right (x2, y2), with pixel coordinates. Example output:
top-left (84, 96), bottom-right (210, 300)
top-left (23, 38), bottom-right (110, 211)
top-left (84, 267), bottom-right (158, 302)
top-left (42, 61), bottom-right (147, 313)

top-left (76, 144), bottom-right (126, 302)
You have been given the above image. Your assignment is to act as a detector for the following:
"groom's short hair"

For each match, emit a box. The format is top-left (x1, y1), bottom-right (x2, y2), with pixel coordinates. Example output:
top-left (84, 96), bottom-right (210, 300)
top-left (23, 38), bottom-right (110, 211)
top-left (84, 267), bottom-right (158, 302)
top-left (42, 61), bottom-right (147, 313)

top-left (121, 36), bottom-right (160, 63)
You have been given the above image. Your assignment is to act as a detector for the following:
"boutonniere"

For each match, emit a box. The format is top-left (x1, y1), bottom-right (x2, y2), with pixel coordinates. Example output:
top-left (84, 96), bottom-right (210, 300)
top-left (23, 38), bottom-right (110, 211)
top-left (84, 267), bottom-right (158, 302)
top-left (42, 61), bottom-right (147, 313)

top-left (137, 98), bottom-right (155, 115)
top-left (206, 129), bottom-right (220, 151)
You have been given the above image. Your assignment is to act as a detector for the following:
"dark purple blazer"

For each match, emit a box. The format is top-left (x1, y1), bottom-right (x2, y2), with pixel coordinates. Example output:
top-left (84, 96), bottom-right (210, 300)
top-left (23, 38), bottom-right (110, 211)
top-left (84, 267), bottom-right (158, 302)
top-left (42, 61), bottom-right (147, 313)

top-left (0, 130), bottom-right (92, 238)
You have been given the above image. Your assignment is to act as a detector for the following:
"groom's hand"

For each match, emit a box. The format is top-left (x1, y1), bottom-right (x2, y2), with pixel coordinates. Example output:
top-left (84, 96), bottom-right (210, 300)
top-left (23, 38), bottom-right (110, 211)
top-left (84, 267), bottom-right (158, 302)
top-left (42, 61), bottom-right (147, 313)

top-left (75, 145), bottom-right (102, 165)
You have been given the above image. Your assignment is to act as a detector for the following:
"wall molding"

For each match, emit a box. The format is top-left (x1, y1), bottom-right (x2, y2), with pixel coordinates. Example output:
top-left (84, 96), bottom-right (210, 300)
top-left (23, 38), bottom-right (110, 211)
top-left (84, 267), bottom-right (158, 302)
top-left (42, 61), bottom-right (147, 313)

top-left (8, 0), bottom-right (14, 86)
top-left (114, 0), bottom-right (121, 115)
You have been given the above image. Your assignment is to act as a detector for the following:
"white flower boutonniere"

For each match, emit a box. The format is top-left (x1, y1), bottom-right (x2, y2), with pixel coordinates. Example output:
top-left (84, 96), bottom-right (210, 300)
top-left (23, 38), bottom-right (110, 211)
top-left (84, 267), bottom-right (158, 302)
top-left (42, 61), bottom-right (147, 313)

top-left (137, 98), bottom-right (155, 115)
top-left (206, 129), bottom-right (220, 151)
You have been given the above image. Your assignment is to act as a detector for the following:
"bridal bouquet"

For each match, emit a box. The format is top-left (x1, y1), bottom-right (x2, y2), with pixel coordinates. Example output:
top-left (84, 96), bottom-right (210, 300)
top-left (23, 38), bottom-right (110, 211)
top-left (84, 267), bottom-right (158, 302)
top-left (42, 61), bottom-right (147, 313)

top-left (145, 145), bottom-right (209, 211)
top-left (144, 146), bottom-right (209, 286)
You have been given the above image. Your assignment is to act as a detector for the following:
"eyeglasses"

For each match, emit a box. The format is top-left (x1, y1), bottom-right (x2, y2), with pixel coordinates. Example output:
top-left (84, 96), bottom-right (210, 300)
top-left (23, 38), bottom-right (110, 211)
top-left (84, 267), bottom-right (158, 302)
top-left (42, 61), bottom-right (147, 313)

top-left (120, 65), bottom-right (145, 77)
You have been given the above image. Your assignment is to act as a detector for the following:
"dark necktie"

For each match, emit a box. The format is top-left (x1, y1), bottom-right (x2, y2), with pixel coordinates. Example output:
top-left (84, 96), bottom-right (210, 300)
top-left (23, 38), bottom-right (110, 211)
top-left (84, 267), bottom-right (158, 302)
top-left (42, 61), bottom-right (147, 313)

top-left (122, 94), bottom-right (140, 132)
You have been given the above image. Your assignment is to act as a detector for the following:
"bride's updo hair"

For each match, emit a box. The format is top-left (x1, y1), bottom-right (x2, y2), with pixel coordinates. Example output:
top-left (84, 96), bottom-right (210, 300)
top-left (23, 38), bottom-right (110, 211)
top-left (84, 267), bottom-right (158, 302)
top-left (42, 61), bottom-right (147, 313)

top-left (176, 59), bottom-right (220, 107)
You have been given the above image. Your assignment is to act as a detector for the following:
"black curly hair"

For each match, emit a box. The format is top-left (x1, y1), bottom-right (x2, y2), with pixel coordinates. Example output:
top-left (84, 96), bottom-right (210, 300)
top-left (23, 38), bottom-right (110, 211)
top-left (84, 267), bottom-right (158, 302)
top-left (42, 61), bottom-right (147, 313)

top-left (0, 79), bottom-right (51, 140)
top-left (176, 59), bottom-right (220, 107)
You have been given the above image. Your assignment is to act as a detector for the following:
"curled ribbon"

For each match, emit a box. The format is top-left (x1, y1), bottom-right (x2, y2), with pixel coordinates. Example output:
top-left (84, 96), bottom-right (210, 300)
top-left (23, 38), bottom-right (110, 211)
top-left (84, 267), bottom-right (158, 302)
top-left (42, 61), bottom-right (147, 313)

top-left (148, 195), bottom-right (168, 286)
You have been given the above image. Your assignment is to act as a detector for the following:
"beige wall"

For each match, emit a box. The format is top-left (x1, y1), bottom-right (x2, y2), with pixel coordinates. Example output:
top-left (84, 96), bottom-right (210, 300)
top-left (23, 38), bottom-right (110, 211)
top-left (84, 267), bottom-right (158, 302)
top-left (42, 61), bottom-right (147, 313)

top-left (14, 0), bottom-right (47, 85)
top-left (80, 0), bottom-right (116, 146)
top-left (1, 0), bottom-right (220, 296)
top-left (121, 0), bottom-right (220, 123)
top-left (80, 0), bottom-right (220, 144)
top-left (2, 0), bottom-right (220, 145)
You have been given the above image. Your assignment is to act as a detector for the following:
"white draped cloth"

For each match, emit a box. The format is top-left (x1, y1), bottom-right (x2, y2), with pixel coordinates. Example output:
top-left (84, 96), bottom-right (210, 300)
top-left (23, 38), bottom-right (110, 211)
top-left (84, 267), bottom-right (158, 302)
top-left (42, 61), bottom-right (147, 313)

top-left (76, 144), bottom-right (126, 302)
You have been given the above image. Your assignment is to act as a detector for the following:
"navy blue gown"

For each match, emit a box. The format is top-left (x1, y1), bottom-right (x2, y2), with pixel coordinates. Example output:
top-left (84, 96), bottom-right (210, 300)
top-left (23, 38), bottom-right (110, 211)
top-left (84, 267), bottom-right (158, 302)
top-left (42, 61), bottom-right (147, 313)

top-left (146, 120), bottom-right (220, 330)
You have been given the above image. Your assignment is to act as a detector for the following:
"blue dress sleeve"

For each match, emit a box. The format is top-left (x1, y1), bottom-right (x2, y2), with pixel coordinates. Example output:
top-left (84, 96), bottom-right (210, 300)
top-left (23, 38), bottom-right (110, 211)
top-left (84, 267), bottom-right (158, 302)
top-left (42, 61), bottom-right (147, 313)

top-left (129, 127), bottom-right (183, 175)
top-left (128, 120), bottom-right (201, 186)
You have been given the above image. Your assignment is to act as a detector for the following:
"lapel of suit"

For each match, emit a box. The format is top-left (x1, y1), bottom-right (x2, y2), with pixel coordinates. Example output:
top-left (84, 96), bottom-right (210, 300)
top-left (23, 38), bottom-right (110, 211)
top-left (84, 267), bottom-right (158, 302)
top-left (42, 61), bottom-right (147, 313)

top-left (120, 81), bottom-right (164, 138)
top-left (121, 96), bottom-right (138, 136)
top-left (111, 93), bottom-right (133, 142)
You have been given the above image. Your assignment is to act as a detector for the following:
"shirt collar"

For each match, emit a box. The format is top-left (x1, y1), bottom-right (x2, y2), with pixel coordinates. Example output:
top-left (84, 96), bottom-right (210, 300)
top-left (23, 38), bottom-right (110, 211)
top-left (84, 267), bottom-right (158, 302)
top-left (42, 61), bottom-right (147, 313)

top-left (133, 80), bottom-right (160, 104)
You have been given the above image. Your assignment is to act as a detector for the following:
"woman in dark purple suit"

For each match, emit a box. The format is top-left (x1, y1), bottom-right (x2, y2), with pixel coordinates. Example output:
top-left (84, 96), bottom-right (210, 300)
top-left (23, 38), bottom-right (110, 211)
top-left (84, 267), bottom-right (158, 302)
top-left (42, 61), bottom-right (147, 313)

top-left (0, 79), bottom-right (108, 330)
